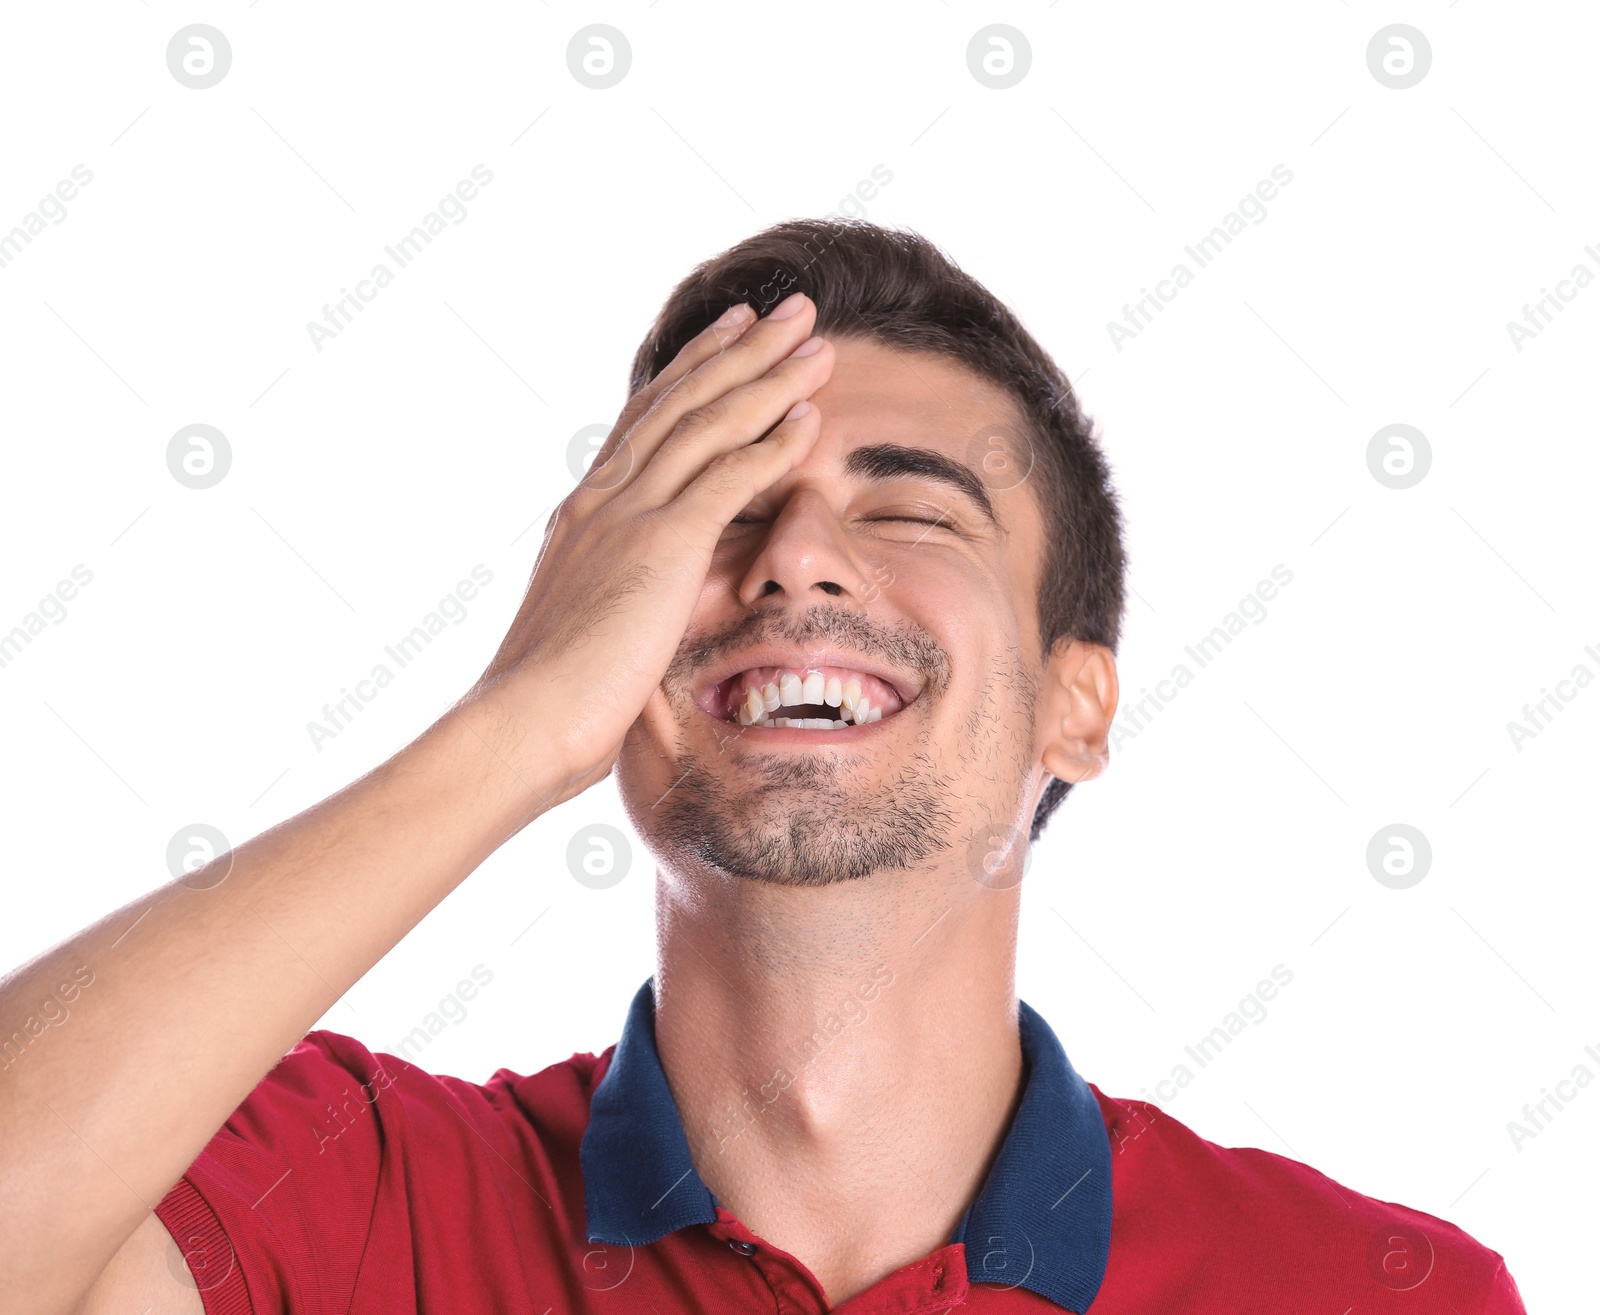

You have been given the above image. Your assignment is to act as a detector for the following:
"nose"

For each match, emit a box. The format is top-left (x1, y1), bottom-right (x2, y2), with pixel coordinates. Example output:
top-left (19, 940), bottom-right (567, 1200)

top-left (734, 487), bottom-right (875, 611)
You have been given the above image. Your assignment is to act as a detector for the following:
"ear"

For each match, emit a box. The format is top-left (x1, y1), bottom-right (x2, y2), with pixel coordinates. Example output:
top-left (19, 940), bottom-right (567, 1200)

top-left (1038, 639), bottom-right (1119, 786)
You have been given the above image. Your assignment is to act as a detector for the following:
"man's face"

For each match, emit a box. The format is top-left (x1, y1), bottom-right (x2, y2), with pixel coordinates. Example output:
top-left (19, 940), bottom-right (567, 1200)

top-left (616, 335), bottom-right (1057, 887)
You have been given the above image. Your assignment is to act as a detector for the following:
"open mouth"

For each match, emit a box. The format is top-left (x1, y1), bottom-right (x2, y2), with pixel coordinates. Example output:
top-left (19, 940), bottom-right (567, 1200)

top-left (702, 663), bottom-right (915, 732)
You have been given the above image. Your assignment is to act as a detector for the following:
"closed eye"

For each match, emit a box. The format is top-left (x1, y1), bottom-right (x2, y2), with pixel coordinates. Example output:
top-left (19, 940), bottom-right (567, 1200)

top-left (729, 515), bottom-right (948, 528)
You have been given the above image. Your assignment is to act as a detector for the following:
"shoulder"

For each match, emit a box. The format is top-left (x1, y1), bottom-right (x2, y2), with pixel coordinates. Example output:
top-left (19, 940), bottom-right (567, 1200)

top-left (1089, 1086), bottom-right (1525, 1312)
top-left (155, 1030), bottom-right (620, 1312)
top-left (270, 1027), bottom-right (615, 1153)
top-left (161, 1026), bottom-right (614, 1189)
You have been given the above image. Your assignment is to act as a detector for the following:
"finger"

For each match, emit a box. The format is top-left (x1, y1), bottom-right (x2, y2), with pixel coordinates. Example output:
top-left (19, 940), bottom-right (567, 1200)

top-left (624, 337), bottom-right (833, 509)
top-left (584, 294), bottom-right (818, 500)
top-left (660, 398), bottom-right (822, 552)
top-left (580, 302), bottom-right (760, 495)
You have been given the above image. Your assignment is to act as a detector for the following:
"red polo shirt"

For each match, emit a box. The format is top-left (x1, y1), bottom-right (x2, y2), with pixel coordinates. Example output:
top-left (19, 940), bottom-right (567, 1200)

top-left (154, 978), bottom-right (1525, 1312)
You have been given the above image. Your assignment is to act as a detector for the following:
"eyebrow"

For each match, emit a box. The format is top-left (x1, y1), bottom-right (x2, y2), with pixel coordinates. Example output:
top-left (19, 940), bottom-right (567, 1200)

top-left (841, 443), bottom-right (999, 528)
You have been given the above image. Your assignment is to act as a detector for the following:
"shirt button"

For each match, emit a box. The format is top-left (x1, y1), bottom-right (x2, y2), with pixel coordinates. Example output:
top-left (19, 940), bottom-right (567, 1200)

top-left (729, 1240), bottom-right (758, 1256)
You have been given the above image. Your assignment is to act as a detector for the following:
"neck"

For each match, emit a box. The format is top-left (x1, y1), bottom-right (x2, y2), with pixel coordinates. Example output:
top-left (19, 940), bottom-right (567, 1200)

top-left (651, 860), bottom-right (1025, 1297)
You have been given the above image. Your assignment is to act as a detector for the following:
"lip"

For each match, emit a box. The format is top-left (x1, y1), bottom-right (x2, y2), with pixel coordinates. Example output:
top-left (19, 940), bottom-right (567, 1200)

top-left (692, 647), bottom-right (923, 722)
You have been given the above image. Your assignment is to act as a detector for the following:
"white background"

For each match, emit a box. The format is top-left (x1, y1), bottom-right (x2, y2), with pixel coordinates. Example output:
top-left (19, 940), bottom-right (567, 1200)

top-left (1, 4), bottom-right (1594, 1309)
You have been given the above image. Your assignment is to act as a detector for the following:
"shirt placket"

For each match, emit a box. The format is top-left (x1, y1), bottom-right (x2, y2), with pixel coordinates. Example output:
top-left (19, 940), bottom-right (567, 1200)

top-left (705, 1210), bottom-right (971, 1315)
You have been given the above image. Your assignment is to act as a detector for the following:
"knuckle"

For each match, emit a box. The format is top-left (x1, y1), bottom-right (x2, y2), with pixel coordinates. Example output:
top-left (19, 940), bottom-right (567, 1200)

top-left (693, 452), bottom-right (744, 500)
top-left (676, 395), bottom-right (730, 436)
top-left (641, 373), bottom-right (696, 426)
top-left (612, 391), bottom-right (650, 433)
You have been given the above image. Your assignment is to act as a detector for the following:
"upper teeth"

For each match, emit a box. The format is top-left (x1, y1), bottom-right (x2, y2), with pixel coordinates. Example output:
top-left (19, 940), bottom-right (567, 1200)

top-left (728, 667), bottom-right (890, 728)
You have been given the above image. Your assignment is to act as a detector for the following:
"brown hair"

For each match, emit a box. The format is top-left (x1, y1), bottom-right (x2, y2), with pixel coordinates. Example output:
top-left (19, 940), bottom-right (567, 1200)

top-left (628, 218), bottom-right (1126, 842)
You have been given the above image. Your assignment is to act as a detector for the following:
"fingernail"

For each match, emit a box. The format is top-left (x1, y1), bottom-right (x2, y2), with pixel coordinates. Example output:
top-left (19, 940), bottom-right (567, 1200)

top-left (768, 292), bottom-right (808, 320)
top-left (785, 400), bottom-right (813, 421)
top-left (787, 336), bottom-right (824, 358)
top-left (712, 302), bottom-right (754, 328)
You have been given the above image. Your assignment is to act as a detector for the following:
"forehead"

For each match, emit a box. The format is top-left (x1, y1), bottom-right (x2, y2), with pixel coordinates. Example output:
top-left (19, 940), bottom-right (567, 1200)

top-left (809, 335), bottom-right (1025, 441)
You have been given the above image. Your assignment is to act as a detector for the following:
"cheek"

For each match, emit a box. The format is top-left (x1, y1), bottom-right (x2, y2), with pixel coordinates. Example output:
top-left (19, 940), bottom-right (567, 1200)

top-left (876, 546), bottom-right (1006, 618)
top-left (910, 558), bottom-right (1026, 657)
top-left (624, 692), bottom-right (680, 753)
top-left (613, 717), bottom-right (678, 832)
top-left (615, 700), bottom-right (676, 792)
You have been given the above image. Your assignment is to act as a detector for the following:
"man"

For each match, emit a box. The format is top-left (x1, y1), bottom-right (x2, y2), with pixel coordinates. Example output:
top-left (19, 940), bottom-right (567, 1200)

top-left (2, 219), bottom-right (1524, 1313)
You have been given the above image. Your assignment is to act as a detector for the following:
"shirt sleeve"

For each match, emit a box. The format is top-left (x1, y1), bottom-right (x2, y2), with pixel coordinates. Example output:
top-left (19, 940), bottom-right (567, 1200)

top-left (153, 1030), bottom-right (400, 1315)
top-left (1481, 1258), bottom-right (1528, 1315)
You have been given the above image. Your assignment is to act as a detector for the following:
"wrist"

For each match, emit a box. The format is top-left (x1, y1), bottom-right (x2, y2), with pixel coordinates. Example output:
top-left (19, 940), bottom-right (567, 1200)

top-left (434, 676), bottom-right (578, 837)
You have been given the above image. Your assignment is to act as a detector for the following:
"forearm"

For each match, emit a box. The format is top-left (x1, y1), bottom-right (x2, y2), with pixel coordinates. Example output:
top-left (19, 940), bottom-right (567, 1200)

top-left (0, 691), bottom-right (557, 1315)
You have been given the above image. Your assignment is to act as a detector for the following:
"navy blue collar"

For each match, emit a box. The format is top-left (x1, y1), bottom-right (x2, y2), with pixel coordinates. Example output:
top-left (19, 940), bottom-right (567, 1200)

top-left (581, 978), bottom-right (1112, 1312)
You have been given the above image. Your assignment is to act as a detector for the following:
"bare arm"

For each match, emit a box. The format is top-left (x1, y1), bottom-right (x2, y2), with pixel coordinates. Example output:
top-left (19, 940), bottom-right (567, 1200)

top-left (4, 693), bottom-right (562, 1315)
top-left (1, 292), bottom-right (832, 1315)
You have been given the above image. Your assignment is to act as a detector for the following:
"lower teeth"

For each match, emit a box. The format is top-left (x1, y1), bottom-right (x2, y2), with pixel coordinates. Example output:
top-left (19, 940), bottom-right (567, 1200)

top-left (740, 710), bottom-right (884, 729)
top-left (765, 717), bottom-right (850, 729)
top-left (730, 697), bottom-right (888, 728)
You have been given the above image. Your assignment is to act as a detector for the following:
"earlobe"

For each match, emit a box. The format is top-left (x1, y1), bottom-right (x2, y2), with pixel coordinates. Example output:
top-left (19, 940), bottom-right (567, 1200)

top-left (1039, 640), bottom-right (1119, 785)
